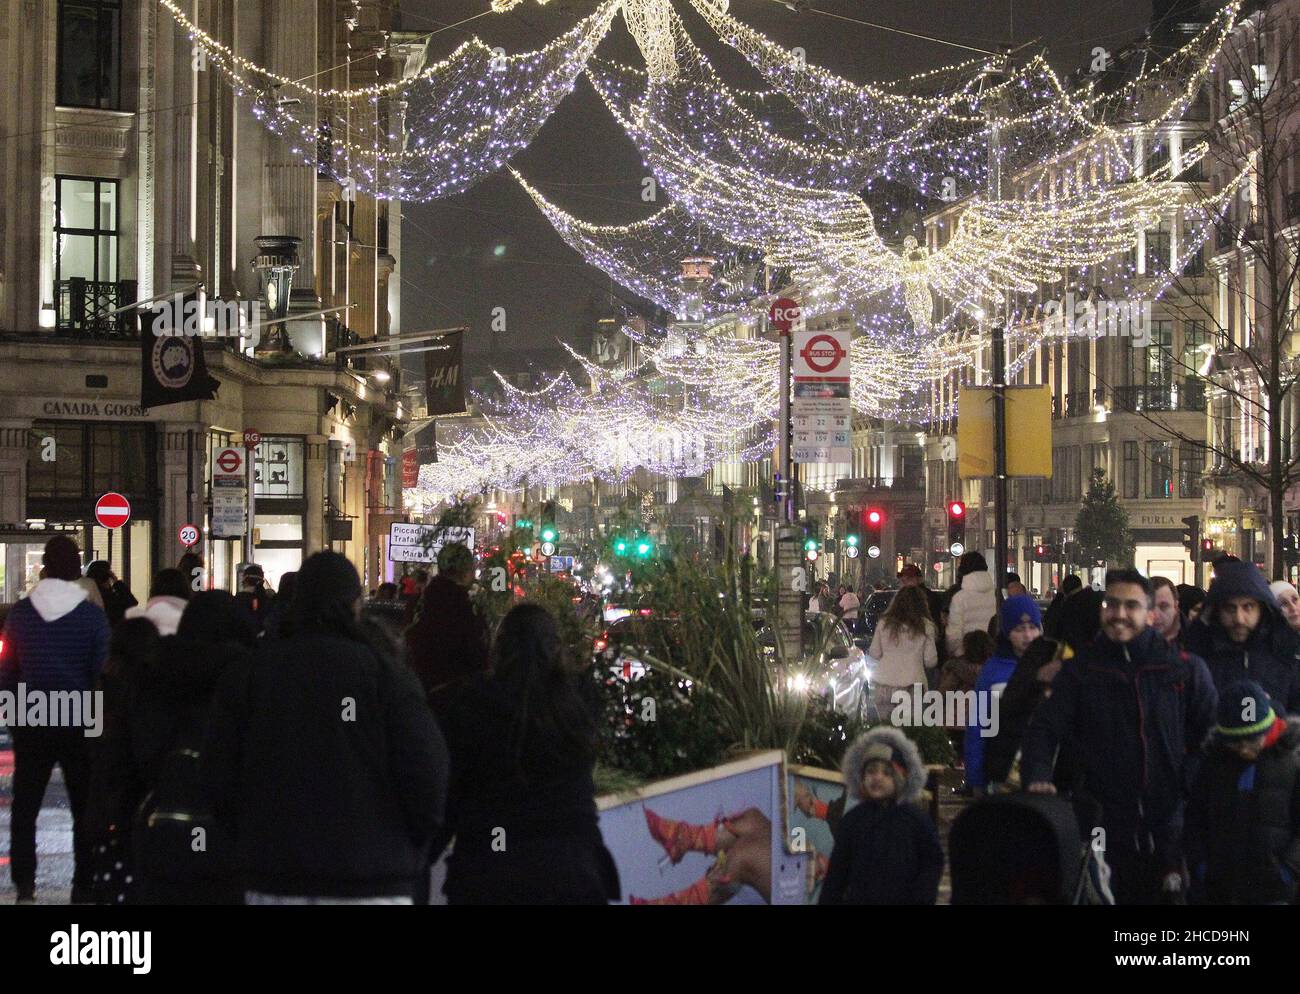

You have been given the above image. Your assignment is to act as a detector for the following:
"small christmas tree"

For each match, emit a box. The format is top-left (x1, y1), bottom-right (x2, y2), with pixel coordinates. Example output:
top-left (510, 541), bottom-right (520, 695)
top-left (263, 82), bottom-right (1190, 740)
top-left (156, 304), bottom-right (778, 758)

top-left (1075, 468), bottom-right (1134, 568)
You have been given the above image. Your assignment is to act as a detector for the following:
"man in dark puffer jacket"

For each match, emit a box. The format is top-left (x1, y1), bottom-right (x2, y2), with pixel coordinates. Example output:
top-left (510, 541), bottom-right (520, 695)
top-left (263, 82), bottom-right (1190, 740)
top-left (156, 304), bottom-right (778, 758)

top-left (1185, 680), bottom-right (1300, 905)
top-left (1023, 569), bottom-right (1217, 905)
top-left (1184, 559), bottom-right (1300, 715)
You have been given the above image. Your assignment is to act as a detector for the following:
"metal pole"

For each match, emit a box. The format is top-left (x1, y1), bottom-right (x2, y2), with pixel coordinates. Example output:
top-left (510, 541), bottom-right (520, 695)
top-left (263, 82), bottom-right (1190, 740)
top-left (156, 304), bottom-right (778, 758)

top-left (186, 429), bottom-right (195, 537)
top-left (986, 59), bottom-right (1009, 604)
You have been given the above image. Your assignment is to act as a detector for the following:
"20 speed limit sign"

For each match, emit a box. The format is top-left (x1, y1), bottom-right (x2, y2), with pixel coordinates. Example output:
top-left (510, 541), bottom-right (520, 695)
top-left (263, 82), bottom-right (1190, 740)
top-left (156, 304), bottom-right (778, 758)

top-left (178, 524), bottom-right (201, 547)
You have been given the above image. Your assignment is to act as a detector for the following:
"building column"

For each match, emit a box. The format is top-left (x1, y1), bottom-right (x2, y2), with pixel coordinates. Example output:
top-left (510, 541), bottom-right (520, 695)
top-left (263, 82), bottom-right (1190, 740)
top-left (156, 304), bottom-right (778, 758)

top-left (305, 435), bottom-right (328, 553)
top-left (0, 420), bottom-right (32, 523)
top-left (161, 423), bottom-right (208, 568)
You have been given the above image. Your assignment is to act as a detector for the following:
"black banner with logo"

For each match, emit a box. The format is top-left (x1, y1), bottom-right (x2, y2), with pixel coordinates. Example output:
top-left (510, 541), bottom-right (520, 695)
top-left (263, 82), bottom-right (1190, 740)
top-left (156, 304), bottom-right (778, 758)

top-left (140, 299), bottom-right (221, 409)
top-left (424, 331), bottom-right (464, 416)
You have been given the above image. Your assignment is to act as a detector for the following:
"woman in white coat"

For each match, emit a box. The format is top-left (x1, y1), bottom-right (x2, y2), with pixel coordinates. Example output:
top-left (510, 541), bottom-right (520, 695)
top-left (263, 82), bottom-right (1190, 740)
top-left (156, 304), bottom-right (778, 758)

top-left (868, 585), bottom-right (938, 721)
top-left (944, 552), bottom-right (997, 659)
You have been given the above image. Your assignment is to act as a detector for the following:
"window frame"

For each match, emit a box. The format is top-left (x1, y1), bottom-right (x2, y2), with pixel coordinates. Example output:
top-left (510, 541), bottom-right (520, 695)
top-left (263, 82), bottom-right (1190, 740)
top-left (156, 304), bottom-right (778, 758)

top-left (56, 0), bottom-right (123, 111)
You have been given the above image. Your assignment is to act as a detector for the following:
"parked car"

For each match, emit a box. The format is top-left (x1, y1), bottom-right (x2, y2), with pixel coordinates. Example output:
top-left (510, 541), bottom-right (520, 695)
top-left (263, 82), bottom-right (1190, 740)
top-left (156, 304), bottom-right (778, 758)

top-left (756, 614), bottom-right (874, 719)
top-left (858, 589), bottom-right (897, 641)
top-left (593, 612), bottom-right (681, 681)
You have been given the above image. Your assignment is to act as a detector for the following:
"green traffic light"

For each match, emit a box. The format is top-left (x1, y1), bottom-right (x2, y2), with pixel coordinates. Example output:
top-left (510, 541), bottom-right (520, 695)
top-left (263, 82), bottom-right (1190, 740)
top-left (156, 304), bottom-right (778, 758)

top-left (803, 537), bottom-right (818, 552)
top-left (636, 540), bottom-right (652, 557)
top-left (846, 534), bottom-right (859, 546)
top-left (614, 538), bottom-right (628, 554)
top-left (541, 526), bottom-right (557, 542)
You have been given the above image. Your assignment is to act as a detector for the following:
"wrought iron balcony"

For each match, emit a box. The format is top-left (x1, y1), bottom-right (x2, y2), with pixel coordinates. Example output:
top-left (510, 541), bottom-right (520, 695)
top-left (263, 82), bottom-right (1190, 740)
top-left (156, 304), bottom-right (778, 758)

top-left (54, 278), bottom-right (138, 337)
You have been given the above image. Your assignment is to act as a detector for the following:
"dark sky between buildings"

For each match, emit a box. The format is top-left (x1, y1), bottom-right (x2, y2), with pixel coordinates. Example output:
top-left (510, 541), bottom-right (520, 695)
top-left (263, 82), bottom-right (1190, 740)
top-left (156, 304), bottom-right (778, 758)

top-left (397, 0), bottom-right (1157, 359)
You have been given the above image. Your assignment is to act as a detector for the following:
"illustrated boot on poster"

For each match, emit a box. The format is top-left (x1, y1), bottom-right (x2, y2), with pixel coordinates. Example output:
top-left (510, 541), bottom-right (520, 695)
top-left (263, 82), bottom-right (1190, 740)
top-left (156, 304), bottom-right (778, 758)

top-left (642, 808), bottom-right (720, 864)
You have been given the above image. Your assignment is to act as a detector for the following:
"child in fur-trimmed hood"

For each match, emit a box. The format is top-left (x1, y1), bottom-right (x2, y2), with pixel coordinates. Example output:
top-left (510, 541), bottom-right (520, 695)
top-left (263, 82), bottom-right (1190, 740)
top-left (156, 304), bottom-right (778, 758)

top-left (818, 726), bottom-right (944, 905)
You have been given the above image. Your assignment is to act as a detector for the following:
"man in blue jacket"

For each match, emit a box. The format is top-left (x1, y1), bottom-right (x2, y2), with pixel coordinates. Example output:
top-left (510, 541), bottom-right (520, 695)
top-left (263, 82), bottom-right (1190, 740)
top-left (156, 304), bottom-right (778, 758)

top-left (1022, 568), bottom-right (1217, 905)
top-left (0, 536), bottom-right (110, 903)
top-left (1183, 559), bottom-right (1300, 715)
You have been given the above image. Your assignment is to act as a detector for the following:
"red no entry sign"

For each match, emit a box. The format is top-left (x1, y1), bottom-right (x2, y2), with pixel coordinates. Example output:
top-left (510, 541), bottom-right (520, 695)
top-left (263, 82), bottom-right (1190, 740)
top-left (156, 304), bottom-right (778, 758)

top-left (95, 492), bottom-right (131, 529)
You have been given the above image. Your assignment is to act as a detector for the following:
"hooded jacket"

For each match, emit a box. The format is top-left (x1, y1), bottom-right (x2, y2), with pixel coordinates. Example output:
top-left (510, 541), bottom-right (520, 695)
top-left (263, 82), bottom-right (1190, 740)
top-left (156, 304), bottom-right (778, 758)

top-left (1020, 626), bottom-right (1217, 868)
top-left (1184, 561), bottom-right (1300, 715)
top-left (0, 578), bottom-right (109, 695)
top-left (946, 570), bottom-right (997, 657)
top-left (1184, 718), bottom-right (1300, 905)
top-left (819, 727), bottom-right (943, 905)
top-left (125, 596), bottom-right (188, 637)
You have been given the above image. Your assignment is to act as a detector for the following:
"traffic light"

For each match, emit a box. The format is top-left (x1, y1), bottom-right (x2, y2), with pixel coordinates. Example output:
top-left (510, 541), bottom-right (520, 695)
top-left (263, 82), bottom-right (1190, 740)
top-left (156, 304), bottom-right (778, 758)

top-left (613, 536), bottom-right (629, 556)
top-left (946, 500), bottom-right (966, 557)
top-left (540, 524), bottom-right (558, 544)
top-left (804, 535), bottom-right (820, 562)
top-left (516, 518), bottom-right (533, 530)
top-left (1201, 537), bottom-right (1215, 555)
top-left (634, 535), bottom-right (654, 558)
top-left (1031, 543), bottom-right (1059, 563)
top-left (1181, 515), bottom-right (1200, 557)
top-left (844, 533), bottom-right (860, 559)
top-left (864, 507), bottom-right (884, 559)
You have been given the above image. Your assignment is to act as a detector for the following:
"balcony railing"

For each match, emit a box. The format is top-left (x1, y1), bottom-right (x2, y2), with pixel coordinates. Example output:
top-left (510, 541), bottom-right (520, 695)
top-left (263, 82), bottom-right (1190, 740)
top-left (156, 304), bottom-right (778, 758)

top-left (55, 278), bottom-right (137, 337)
top-left (1112, 380), bottom-right (1206, 413)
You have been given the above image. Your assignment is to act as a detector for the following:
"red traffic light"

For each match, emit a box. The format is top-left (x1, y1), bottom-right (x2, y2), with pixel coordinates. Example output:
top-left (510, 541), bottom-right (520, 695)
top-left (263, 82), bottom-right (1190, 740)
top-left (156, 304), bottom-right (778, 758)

top-left (948, 501), bottom-right (965, 518)
top-left (1201, 538), bottom-right (1213, 551)
top-left (867, 509), bottom-right (883, 525)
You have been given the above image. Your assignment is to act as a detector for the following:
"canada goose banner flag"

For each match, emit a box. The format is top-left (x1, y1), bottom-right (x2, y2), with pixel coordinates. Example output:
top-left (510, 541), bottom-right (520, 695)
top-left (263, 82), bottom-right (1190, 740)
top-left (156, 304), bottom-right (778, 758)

top-left (140, 297), bottom-right (221, 409)
top-left (424, 330), bottom-right (465, 416)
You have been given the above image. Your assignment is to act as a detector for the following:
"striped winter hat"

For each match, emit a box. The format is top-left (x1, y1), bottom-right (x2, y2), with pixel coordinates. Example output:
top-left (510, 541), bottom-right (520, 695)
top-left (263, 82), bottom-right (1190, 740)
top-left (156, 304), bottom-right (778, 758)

top-left (1215, 680), bottom-right (1277, 739)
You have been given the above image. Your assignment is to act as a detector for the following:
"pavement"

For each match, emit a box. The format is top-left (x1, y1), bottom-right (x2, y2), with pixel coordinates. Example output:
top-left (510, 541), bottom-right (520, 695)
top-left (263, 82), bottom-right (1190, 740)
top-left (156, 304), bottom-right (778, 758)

top-left (0, 748), bottom-right (77, 905)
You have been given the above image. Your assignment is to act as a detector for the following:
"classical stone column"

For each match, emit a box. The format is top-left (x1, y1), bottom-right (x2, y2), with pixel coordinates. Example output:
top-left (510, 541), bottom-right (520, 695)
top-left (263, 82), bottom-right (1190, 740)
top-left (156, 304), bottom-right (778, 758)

top-left (305, 434), bottom-right (328, 553)
top-left (261, 0), bottom-right (322, 344)
top-left (161, 424), bottom-right (208, 567)
top-left (0, 421), bottom-right (33, 523)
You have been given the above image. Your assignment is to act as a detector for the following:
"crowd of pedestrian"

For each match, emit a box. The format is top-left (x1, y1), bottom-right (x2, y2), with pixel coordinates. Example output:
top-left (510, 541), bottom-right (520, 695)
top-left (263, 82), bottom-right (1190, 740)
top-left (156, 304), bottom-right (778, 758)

top-left (3, 532), bottom-right (1299, 906)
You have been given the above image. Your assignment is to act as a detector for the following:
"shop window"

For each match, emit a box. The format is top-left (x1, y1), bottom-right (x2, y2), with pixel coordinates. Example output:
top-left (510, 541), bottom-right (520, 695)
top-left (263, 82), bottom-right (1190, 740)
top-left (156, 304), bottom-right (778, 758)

top-left (254, 437), bottom-right (305, 497)
top-left (28, 421), bottom-right (153, 501)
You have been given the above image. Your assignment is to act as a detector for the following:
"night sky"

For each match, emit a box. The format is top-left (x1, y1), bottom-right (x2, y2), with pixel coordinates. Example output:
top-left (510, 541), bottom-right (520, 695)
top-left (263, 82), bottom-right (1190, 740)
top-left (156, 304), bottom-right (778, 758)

top-left (397, 0), bottom-right (1155, 359)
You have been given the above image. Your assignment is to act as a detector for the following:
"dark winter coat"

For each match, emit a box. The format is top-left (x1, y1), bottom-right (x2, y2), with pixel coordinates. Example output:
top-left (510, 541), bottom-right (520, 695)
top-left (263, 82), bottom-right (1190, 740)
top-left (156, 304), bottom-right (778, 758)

top-left (202, 632), bottom-right (449, 898)
top-left (437, 674), bottom-right (618, 905)
top-left (1184, 719), bottom-right (1300, 905)
top-left (1055, 588), bottom-right (1105, 655)
top-left (0, 579), bottom-right (109, 695)
top-left (404, 575), bottom-right (489, 706)
top-left (100, 581), bottom-right (138, 627)
top-left (819, 727), bottom-right (944, 905)
top-left (130, 636), bottom-right (249, 904)
top-left (1183, 561), bottom-right (1300, 715)
top-left (1020, 626), bottom-right (1217, 869)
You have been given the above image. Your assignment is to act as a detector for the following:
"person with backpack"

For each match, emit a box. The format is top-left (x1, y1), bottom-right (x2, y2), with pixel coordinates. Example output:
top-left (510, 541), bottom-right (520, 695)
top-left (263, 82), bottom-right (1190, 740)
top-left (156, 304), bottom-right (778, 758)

top-left (1184, 680), bottom-right (1300, 905)
top-left (131, 592), bottom-right (256, 904)
top-left (436, 603), bottom-right (619, 905)
top-left (203, 552), bottom-right (449, 903)
top-left (819, 726), bottom-right (944, 905)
